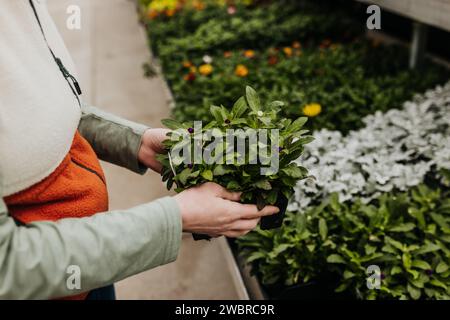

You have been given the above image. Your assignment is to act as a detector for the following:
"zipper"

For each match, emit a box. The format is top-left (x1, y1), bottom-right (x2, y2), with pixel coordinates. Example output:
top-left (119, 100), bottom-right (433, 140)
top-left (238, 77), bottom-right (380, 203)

top-left (71, 158), bottom-right (106, 186)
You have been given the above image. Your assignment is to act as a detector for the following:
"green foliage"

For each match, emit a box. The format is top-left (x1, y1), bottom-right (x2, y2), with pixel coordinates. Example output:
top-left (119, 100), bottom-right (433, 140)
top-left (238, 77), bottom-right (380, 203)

top-left (165, 40), bottom-right (449, 133)
top-left (142, 0), bottom-right (448, 133)
top-left (145, 1), bottom-right (361, 57)
top-left (237, 185), bottom-right (450, 299)
top-left (157, 86), bottom-right (313, 208)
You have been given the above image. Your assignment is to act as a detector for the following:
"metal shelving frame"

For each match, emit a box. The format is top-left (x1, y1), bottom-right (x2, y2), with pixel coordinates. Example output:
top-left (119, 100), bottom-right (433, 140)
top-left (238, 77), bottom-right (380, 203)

top-left (357, 0), bottom-right (450, 68)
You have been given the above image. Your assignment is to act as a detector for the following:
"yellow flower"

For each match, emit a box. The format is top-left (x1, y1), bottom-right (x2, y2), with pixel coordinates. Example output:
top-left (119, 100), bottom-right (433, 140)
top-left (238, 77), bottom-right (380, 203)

top-left (283, 47), bottom-right (293, 57)
top-left (302, 103), bottom-right (322, 117)
top-left (199, 64), bottom-right (213, 76)
top-left (244, 50), bottom-right (255, 58)
top-left (190, 66), bottom-right (197, 73)
top-left (235, 64), bottom-right (249, 77)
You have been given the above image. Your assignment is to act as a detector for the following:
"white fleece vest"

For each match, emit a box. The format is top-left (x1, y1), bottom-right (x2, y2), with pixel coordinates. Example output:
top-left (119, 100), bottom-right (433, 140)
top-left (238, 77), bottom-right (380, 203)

top-left (0, 0), bottom-right (81, 197)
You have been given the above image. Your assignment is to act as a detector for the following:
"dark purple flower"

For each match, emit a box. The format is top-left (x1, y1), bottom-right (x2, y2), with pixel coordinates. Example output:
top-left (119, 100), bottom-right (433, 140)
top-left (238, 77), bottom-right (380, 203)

top-left (425, 269), bottom-right (433, 276)
top-left (380, 273), bottom-right (386, 280)
top-left (225, 119), bottom-right (231, 124)
top-left (278, 147), bottom-right (284, 153)
top-left (188, 127), bottom-right (194, 134)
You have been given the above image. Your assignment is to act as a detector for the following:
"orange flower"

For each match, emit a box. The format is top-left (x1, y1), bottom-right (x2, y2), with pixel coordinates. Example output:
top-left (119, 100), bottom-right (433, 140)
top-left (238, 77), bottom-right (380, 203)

top-left (182, 61), bottom-right (193, 68)
top-left (147, 9), bottom-right (158, 20)
top-left (268, 55), bottom-right (278, 66)
top-left (223, 51), bottom-right (232, 58)
top-left (193, 0), bottom-right (205, 10)
top-left (190, 66), bottom-right (197, 73)
top-left (165, 8), bottom-right (176, 17)
top-left (244, 50), bottom-right (255, 58)
top-left (283, 47), bottom-right (293, 57)
top-left (292, 41), bottom-right (301, 49)
top-left (235, 64), bottom-right (249, 77)
top-left (199, 64), bottom-right (213, 76)
top-left (184, 72), bottom-right (196, 82)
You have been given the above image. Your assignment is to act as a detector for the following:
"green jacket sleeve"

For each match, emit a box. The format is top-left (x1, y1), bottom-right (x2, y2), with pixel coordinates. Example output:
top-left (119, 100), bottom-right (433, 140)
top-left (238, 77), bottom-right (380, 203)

top-left (0, 192), bottom-right (182, 299)
top-left (78, 104), bottom-right (150, 174)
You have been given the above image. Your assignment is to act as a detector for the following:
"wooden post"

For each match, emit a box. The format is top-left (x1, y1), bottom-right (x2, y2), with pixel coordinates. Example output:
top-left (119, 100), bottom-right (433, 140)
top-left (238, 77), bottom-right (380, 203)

top-left (409, 21), bottom-right (428, 69)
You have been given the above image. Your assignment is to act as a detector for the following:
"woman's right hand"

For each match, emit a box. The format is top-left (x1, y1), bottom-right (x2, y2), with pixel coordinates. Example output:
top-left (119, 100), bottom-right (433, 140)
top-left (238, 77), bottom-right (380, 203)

top-left (174, 182), bottom-right (279, 238)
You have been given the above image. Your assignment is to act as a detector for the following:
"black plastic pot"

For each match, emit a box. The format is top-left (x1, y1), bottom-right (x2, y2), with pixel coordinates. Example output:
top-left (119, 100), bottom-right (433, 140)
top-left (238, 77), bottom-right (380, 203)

top-left (260, 193), bottom-right (288, 230)
top-left (192, 192), bottom-right (289, 241)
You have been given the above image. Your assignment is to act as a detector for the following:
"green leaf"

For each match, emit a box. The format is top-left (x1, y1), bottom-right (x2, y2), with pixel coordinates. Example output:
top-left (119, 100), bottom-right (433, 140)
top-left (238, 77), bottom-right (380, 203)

top-left (411, 260), bottom-right (432, 270)
top-left (430, 279), bottom-right (447, 290)
top-left (269, 243), bottom-right (294, 258)
top-left (319, 218), bottom-right (328, 240)
top-left (385, 236), bottom-right (404, 251)
top-left (327, 254), bottom-right (346, 264)
top-left (430, 213), bottom-right (450, 233)
top-left (246, 86), bottom-right (261, 112)
top-left (232, 96), bottom-right (248, 119)
top-left (268, 100), bottom-right (284, 108)
top-left (253, 180), bottom-right (272, 190)
top-left (210, 105), bottom-right (224, 123)
top-left (287, 117), bottom-right (308, 133)
top-left (390, 223), bottom-right (415, 232)
top-left (390, 266), bottom-right (402, 275)
top-left (266, 190), bottom-right (278, 205)
top-left (161, 118), bottom-right (184, 130)
top-left (246, 251), bottom-right (266, 263)
top-left (296, 135), bottom-right (315, 145)
top-left (201, 169), bottom-right (213, 181)
top-left (343, 270), bottom-right (355, 279)
top-left (407, 283), bottom-right (421, 300)
top-left (408, 208), bottom-right (426, 228)
top-left (414, 242), bottom-right (441, 255)
top-left (226, 180), bottom-right (240, 190)
top-left (213, 165), bottom-right (234, 176)
top-left (177, 168), bottom-right (192, 185)
top-left (335, 282), bottom-right (349, 293)
top-left (281, 164), bottom-right (307, 178)
top-left (436, 262), bottom-right (449, 274)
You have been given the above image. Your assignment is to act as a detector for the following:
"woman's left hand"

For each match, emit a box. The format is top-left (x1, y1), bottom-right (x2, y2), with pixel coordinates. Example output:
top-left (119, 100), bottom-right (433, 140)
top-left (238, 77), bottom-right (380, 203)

top-left (138, 128), bottom-right (170, 173)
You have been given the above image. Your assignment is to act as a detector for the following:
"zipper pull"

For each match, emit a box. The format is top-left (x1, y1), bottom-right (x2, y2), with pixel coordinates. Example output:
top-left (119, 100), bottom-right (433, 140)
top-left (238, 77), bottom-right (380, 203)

top-left (70, 75), bottom-right (83, 95)
top-left (55, 57), bottom-right (82, 95)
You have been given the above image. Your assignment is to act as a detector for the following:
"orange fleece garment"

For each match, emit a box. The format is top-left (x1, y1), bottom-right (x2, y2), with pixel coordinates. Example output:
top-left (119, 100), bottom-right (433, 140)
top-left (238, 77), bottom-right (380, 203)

top-left (5, 131), bottom-right (109, 299)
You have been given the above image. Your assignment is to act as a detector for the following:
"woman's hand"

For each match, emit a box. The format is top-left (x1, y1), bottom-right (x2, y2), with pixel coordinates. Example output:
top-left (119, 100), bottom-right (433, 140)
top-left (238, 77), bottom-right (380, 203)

top-left (138, 128), bottom-right (170, 173)
top-left (174, 182), bottom-right (280, 238)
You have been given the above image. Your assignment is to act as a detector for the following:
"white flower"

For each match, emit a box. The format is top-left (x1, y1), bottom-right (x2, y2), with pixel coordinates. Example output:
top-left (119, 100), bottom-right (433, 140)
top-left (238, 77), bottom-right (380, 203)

top-left (202, 55), bottom-right (213, 64)
top-left (291, 81), bottom-right (450, 210)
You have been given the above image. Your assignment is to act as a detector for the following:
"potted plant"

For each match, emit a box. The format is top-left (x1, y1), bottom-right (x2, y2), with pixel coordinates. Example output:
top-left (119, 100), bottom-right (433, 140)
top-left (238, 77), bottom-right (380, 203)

top-left (157, 86), bottom-right (314, 239)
